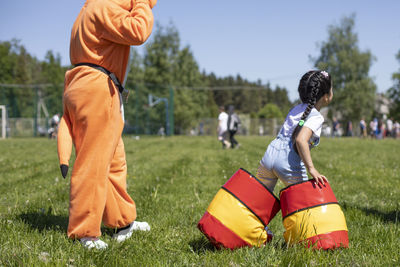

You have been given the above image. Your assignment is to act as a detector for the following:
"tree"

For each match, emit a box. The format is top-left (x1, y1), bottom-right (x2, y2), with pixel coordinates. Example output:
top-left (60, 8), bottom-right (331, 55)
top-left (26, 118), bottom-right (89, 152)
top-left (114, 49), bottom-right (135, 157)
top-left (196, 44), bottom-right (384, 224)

top-left (0, 40), bottom-right (67, 118)
top-left (388, 50), bottom-right (400, 121)
top-left (144, 23), bottom-right (179, 87)
top-left (312, 15), bottom-right (376, 122)
top-left (202, 73), bottom-right (290, 115)
top-left (271, 85), bottom-right (292, 115)
top-left (125, 23), bottom-right (218, 134)
top-left (0, 40), bottom-right (38, 117)
top-left (172, 46), bottom-right (215, 132)
top-left (123, 47), bottom-right (145, 131)
top-left (39, 50), bottom-right (66, 115)
top-left (123, 22), bottom-right (293, 134)
top-left (124, 23), bottom-right (181, 133)
top-left (258, 103), bottom-right (284, 119)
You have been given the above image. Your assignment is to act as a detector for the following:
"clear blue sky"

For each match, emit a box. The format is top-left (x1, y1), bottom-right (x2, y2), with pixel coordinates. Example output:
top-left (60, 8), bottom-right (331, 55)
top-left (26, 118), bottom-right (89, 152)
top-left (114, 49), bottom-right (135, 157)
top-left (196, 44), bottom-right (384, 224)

top-left (1, 0), bottom-right (399, 101)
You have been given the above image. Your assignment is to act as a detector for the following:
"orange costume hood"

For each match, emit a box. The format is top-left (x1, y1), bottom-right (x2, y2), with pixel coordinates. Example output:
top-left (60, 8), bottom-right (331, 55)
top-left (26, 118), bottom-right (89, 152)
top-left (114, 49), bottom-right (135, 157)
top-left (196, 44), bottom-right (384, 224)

top-left (58, 0), bottom-right (156, 178)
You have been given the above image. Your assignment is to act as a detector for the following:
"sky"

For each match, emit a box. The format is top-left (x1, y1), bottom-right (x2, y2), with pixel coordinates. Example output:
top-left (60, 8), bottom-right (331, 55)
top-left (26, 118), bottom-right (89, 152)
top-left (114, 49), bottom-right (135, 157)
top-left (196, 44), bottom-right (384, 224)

top-left (0, 0), bottom-right (399, 101)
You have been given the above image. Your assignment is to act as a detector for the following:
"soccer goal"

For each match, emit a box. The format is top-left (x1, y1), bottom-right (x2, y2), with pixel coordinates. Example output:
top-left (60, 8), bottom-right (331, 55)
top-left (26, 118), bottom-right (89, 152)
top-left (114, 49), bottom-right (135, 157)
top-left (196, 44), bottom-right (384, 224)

top-left (0, 105), bottom-right (6, 139)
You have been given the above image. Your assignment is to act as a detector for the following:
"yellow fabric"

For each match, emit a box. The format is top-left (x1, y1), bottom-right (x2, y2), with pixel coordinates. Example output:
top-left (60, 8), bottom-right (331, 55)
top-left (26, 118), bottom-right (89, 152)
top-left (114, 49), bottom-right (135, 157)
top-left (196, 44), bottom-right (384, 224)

top-left (57, 0), bottom-right (156, 239)
top-left (283, 204), bottom-right (348, 244)
top-left (207, 189), bottom-right (267, 246)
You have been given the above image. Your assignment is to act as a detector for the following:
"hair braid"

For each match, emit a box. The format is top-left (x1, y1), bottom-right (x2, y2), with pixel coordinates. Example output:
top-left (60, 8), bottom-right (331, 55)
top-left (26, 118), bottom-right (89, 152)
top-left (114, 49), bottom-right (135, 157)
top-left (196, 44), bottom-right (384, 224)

top-left (291, 71), bottom-right (328, 144)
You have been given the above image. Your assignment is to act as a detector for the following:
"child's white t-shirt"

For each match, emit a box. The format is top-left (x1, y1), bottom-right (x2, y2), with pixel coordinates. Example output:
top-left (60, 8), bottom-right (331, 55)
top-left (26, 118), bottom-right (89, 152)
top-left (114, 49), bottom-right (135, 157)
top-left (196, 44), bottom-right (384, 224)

top-left (218, 111), bottom-right (228, 133)
top-left (279, 103), bottom-right (324, 147)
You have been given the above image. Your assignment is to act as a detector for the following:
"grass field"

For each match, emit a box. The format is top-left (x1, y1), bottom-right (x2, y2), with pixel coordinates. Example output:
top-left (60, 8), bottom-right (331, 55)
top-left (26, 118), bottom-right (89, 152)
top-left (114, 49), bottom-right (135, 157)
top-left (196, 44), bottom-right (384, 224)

top-left (0, 136), bottom-right (399, 266)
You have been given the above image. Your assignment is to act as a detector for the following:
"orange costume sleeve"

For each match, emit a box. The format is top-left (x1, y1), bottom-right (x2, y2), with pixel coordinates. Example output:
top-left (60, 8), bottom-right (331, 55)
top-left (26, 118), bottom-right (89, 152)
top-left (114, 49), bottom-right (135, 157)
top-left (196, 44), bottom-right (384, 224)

top-left (57, 0), bottom-right (156, 239)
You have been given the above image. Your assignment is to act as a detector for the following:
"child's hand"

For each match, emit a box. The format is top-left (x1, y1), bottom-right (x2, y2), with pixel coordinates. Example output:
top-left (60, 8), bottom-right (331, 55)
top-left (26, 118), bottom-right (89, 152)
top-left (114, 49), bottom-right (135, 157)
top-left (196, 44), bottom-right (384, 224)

top-left (308, 166), bottom-right (328, 186)
top-left (149, 0), bottom-right (157, 8)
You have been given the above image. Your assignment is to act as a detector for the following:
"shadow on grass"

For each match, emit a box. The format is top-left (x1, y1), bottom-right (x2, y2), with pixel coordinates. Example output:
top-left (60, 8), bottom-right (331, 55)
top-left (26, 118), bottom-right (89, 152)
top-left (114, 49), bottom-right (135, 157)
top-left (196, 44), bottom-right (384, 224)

top-left (18, 210), bottom-right (68, 233)
top-left (189, 236), bottom-right (290, 254)
top-left (342, 201), bottom-right (399, 224)
top-left (189, 237), bottom-right (217, 254)
top-left (358, 206), bottom-right (399, 224)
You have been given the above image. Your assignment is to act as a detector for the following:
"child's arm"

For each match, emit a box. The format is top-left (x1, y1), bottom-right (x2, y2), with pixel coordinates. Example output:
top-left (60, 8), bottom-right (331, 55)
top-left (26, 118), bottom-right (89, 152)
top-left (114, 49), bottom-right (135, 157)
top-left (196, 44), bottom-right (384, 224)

top-left (97, 0), bottom-right (156, 46)
top-left (295, 127), bottom-right (328, 185)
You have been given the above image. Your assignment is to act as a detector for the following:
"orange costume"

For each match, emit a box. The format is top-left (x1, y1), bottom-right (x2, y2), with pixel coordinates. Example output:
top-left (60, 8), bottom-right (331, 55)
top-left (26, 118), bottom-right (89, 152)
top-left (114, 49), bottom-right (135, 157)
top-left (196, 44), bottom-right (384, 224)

top-left (57, 0), bottom-right (156, 239)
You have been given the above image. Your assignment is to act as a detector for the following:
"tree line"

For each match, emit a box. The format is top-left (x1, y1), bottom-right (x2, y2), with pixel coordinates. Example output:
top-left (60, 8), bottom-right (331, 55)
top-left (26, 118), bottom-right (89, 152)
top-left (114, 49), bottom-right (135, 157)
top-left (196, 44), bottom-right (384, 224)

top-left (0, 24), bottom-right (292, 134)
top-left (0, 39), bottom-right (67, 118)
top-left (1, 15), bottom-right (400, 134)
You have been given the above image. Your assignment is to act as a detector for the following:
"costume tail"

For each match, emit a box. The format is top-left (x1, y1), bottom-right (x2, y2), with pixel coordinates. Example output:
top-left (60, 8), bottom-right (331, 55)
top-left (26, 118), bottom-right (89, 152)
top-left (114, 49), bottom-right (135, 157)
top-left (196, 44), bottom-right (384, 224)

top-left (57, 116), bottom-right (73, 178)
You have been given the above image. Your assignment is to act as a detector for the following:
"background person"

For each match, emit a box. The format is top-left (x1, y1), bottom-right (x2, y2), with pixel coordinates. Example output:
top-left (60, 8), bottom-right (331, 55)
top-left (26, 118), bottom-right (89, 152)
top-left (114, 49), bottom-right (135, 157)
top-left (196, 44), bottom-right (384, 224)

top-left (376, 119), bottom-right (383, 139)
top-left (386, 117), bottom-right (393, 137)
top-left (332, 117), bottom-right (340, 137)
top-left (48, 113), bottom-right (60, 139)
top-left (217, 106), bottom-right (230, 148)
top-left (227, 105), bottom-right (241, 149)
top-left (359, 118), bottom-right (367, 138)
top-left (395, 121), bottom-right (400, 138)
top-left (346, 120), bottom-right (353, 137)
top-left (369, 119), bottom-right (377, 138)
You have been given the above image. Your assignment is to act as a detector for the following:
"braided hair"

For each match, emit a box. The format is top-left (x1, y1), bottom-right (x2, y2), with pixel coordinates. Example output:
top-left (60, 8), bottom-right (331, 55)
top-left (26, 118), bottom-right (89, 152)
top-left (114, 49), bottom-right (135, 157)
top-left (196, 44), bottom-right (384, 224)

top-left (291, 70), bottom-right (332, 143)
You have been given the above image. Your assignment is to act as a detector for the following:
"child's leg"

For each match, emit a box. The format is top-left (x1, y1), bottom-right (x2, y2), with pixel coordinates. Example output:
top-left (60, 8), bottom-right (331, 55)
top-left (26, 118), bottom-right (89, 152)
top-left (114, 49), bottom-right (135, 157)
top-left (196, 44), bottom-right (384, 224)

top-left (256, 164), bottom-right (278, 192)
top-left (102, 137), bottom-right (137, 228)
top-left (66, 72), bottom-right (124, 239)
top-left (222, 131), bottom-right (231, 148)
top-left (230, 131), bottom-right (238, 147)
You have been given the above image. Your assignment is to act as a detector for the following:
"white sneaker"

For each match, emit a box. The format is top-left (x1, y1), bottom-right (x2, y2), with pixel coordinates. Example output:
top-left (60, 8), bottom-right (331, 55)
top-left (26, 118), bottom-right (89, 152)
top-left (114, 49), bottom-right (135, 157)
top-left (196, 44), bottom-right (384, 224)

top-left (80, 237), bottom-right (108, 250)
top-left (113, 221), bottom-right (151, 243)
top-left (223, 140), bottom-right (231, 149)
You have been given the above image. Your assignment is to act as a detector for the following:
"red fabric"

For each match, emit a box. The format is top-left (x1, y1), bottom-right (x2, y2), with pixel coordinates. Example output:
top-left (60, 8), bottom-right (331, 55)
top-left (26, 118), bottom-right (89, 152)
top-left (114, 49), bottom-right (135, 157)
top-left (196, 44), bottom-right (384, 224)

top-left (280, 180), bottom-right (337, 218)
top-left (304, 230), bottom-right (349, 250)
top-left (223, 169), bottom-right (280, 225)
top-left (197, 211), bottom-right (250, 249)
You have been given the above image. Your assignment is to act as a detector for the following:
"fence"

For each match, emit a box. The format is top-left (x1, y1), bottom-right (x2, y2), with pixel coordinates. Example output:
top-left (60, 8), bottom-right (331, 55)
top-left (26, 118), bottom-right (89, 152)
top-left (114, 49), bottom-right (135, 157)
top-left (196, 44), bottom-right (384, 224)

top-left (147, 116), bottom-right (284, 137)
top-left (0, 118), bottom-right (49, 138)
top-left (1, 83), bottom-right (175, 137)
top-left (1, 116), bottom-right (286, 138)
top-left (2, 84), bottom-right (338, 138)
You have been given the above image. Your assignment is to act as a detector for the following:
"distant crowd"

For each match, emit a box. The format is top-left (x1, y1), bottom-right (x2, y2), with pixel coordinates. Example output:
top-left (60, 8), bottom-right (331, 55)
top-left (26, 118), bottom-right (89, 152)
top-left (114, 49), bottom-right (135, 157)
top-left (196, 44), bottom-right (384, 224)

top-left (323, 116), bottom-right (400, 139)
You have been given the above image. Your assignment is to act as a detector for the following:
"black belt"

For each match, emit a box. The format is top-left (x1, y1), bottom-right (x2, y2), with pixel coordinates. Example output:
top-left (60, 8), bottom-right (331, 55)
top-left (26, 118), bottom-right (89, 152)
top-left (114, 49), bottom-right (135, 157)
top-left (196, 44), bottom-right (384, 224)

top-left (74, 63), bottom-right (125, 94)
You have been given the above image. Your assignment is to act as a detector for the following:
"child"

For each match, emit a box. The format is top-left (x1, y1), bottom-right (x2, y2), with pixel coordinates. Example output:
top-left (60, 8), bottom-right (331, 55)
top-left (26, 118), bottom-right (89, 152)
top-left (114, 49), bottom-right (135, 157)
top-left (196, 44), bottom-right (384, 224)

top-left (217, 106), bottom-right (230, 148)
top-left (227, 105), bottom-right (241, 149)
top-left (57, 0), bottom-right (157, 249)
top-left (256, 70), bottom-right (333, 191)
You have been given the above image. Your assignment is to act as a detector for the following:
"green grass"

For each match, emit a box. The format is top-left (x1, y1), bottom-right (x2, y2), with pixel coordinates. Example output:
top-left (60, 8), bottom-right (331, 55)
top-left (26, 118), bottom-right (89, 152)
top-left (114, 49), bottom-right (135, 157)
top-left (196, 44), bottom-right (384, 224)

top-left (0, 136), bottom-right (399, 266)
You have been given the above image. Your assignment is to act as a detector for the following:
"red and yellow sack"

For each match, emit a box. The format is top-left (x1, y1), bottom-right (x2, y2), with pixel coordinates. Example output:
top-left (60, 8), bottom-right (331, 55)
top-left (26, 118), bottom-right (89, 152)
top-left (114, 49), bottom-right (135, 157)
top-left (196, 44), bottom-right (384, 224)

top-left (197, 168), bottom-right (280, 249)
top-left (280, 180), bottom-right (349, 249)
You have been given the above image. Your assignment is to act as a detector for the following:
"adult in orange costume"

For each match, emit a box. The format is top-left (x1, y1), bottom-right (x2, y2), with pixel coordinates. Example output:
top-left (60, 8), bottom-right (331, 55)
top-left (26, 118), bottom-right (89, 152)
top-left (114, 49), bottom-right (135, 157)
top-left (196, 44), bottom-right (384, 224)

top-left (57, 0), bottom-right (157, 249)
